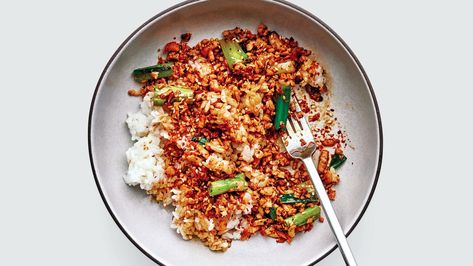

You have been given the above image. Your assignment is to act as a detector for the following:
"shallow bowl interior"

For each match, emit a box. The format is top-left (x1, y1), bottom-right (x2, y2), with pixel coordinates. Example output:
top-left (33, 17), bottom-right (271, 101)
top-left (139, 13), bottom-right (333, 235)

top-left (89, 0), bottom-right (382, 265)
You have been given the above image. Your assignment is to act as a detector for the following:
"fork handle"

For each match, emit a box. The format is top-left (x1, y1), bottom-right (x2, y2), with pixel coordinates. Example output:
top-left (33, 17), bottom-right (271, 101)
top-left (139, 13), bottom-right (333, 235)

top-left (303, 157), bottom-right (358, 266)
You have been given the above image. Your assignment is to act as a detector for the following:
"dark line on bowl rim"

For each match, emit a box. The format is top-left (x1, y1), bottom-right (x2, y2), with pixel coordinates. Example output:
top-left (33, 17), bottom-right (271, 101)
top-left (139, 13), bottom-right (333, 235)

top-left (87, 0), bottom-right (383, 265)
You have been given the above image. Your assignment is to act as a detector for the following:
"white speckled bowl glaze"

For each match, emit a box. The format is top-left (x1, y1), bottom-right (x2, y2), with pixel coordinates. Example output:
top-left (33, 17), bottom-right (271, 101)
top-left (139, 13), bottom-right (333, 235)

top-left (88, 0), bottom-right (383, 265)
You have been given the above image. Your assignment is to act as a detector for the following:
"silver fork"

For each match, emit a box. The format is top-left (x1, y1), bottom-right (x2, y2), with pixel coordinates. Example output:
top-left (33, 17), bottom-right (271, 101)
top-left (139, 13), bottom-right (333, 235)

top-left (284, 101), bottom-right (358, 266)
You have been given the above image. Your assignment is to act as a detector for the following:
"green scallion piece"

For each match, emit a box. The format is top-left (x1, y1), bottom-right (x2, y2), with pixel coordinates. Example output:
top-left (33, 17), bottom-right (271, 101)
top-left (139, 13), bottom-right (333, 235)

top-left (198, 137), bottom-right (208, 146)
top-left (329, 154), bottom-right (347, 169)
top-left (208, 173), bottom-right (248, 197)
top-left (274, 85), bottom-right (291, 130)
top-left (132, 63), bottom-right (173, 82)
top-left (280, 194), bottom-right (318, 204)
top-left (152, 86), bottom-right (193, 106)
top-left (269, 206), bottom-right (277, 221)
top-left (219, 39), bottom-right (248, 69)
top-left (284, 206), bottom-right (321, 226)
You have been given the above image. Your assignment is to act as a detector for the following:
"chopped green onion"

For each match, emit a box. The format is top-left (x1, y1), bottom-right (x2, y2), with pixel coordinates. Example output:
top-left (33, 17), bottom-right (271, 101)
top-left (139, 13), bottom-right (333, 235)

top-left (274, 85), bottom-right (291, 130)
top-left (191, 136), bottom-right (208, 146)
top-left (153, 98), bottom-right (166, 106)
top-left (329, 154), bottom-right (347, 169)
top-left (198, 137), bottom-right (208, 146)
top-left (280, 194), bottom-right (318, 204)
top-left (152, 86), bottom-right (193, 106)
top-left (269, 206), bottom-right (277, 221)
top-left (219, 39), bottom-right (248, 69)
top-left (284, 206), bottom-right (321, 226)
top-left (132, 63), bottom-right (173, 82)
top-left (209, 173), bottom-right (248, 196)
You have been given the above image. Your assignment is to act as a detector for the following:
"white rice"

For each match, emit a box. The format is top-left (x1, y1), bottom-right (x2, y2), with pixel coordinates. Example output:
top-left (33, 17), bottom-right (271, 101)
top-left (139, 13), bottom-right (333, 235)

top-left (125, 112), bottom-right (150, 141)
top-left (240, 143), bottom-right (260, 162)
top-left (207, 219), bottom-right (215, 231)
top-left (242, 192), bottom-right (253, 215)
top-left (123, 93), bottom-right (167, 190)
top-left (124, 134), bottom-right (164, 190)
top-left (189, 59), bottom-right (212, 77)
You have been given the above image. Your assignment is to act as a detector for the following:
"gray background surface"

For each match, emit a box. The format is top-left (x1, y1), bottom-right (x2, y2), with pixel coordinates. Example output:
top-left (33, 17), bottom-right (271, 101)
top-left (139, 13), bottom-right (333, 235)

top-left (0, 0), bottom-right (471, 265)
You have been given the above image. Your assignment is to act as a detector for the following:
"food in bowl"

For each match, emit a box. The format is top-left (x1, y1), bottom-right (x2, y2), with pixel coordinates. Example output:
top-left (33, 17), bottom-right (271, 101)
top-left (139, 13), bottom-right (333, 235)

top-left (123, 24), bottom-right (347, 251)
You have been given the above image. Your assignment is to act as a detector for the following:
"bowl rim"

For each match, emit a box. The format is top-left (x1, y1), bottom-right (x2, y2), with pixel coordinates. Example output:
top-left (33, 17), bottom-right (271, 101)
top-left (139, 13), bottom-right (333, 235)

top-left (88, 0), bottom-right (383, 265)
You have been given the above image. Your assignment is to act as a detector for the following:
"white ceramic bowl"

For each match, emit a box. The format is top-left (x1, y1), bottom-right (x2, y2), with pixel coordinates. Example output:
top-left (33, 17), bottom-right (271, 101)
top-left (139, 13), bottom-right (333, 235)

top-left (88, 1), bottom-right (383, 265)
